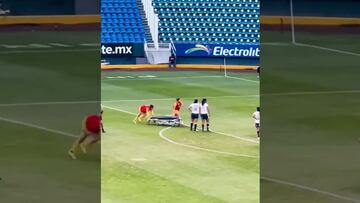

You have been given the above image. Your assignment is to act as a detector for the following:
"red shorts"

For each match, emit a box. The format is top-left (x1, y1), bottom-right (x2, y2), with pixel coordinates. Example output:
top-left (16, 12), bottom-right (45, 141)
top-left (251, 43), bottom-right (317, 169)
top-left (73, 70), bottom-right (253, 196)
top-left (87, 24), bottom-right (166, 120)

top-left (139, 105), bottom-right (149, 114)
top-left (85, 114), bottom-right (101, 135)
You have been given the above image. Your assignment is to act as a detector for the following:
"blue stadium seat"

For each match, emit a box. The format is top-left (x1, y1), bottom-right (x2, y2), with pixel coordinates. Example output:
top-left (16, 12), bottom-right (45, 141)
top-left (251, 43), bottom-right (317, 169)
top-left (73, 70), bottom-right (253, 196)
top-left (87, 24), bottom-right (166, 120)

top-left (101, 0), bottom-right (259, 44)
top-left (153, 0), bottom-right (259, 44)
top-left (101, 0), bottom-right (145, 43)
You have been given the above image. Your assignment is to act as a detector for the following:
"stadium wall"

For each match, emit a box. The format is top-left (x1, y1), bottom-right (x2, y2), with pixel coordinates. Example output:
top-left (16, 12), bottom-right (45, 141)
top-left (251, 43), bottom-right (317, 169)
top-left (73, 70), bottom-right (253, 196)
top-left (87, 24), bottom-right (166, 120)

top-left (261, 0), bottom-right (360, 18)
top-left (102, 43), bottom-right (259, 66)
top-left (0, 0), bottom-right (99, 15)
top-left (0, 15), bottom-right (100, 25)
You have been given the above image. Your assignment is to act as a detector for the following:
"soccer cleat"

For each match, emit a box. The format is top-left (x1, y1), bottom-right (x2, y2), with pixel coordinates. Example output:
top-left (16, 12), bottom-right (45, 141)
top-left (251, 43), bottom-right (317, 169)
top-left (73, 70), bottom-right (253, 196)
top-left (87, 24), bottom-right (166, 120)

top-left (68, 150), bottom-right (77, 160)
top-left (133, 119), bottom-right (137, 124)
top-left (80, 144), bottom-right (87, 154)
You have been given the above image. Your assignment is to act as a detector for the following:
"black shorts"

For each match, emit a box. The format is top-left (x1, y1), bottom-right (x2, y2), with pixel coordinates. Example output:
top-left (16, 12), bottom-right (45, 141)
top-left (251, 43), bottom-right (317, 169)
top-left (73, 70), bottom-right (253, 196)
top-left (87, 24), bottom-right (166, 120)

top-left (201, 114), bottom-right (209, 120)
top-left (191, 113), bottom-right (199, 119)
top-left (255, 123), bottom-right (260, 128)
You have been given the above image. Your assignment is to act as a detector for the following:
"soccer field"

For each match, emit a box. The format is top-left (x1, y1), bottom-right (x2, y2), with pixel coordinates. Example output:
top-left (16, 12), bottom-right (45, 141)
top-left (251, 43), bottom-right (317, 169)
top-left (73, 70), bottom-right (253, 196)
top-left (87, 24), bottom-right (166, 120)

top-left (0, 31), bottom-right (100, 203)
top-left (261, 30), bottom-right (360, 203)
top-left (101, 70), bottom-right (260, 203)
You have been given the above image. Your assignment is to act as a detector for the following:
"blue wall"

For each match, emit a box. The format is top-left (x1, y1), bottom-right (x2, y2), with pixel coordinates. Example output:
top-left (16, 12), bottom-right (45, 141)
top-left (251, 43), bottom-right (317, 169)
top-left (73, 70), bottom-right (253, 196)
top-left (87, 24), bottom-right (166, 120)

top-left (261, 0), bottom-right (360, 18)
top-left (1, 0), bottom-right (99, 15)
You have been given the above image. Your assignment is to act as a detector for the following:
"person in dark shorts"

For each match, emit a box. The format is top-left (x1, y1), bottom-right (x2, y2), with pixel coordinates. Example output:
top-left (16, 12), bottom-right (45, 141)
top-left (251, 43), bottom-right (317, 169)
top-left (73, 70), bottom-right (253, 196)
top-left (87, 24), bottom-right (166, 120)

top-left (252, 107), bottom-right (260, 138)
top-left (169, 53), bottom-right (176, 68)
top-left (188, 99), bottom-right (200, 131)
top-left (200, 98), bottom-right (210, 132)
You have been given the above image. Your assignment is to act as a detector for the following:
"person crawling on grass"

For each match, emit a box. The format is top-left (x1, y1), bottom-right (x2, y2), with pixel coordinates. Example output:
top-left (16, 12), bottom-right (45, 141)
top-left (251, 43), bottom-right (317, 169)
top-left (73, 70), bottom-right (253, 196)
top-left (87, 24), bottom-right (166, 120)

top-left (133, 104), bottom-right (154, 124)
top-left (68, 114), bottom-right (101, 159)
top-left (200, 98), bottom-right (210, 132)
top-left (172, 98), bottom-right (183, 117)
top-left (252, 107), bottom-right (260, 139)
top-left (188, 99), bottom-right (200, 131)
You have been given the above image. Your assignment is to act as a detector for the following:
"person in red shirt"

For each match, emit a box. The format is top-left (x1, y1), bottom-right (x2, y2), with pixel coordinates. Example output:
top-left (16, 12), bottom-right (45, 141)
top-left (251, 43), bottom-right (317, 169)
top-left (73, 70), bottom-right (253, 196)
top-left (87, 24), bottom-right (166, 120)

top-left (133, 104), bottom-right (154, 124)
top-left (68, 114), bottom-right (101, 159)
top-left (172, 98), bottom-right (182, 117)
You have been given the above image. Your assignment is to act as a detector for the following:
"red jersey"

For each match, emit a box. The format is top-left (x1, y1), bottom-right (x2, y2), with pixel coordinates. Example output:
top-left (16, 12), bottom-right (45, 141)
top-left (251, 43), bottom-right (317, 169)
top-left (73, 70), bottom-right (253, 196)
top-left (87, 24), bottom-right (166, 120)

top-left (139, 105), bottom-right (151, 113)
top-left (85, 114), bottom-right (101, 134)
top-left (174, 101), bottom-right (182, 111)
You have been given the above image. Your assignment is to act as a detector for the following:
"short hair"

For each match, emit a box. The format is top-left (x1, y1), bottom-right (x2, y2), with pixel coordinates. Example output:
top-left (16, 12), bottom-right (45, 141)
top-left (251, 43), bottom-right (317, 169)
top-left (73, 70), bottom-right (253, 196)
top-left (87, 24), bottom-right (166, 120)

top-left (257, 107), bottom-right (260, 111)
top-left (194, 99), bottom-right (198, 103)
top-left (150, 104), bottom-right (154, 109)
top-left (176, 98), bottom-right (180, 101)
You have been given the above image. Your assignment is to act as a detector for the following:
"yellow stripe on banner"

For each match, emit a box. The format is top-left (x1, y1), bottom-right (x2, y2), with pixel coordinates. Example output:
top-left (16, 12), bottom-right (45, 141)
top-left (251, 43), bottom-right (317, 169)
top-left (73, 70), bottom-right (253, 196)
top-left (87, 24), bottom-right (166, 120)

top-left (0, 15), bottom-right (100, 25)
top-left (261, 16), bottom-right (360, 26)
top-left (101, 64), bottom-right (257, 70)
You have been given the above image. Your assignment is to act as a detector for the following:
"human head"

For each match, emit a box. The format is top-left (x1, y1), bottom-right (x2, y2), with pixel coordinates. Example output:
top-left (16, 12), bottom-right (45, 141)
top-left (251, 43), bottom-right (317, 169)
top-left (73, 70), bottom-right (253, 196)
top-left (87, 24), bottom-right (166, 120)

top-left (150, 105), bottom-right (154, 110)
top-left (257, 107), bottom-right (260, 111)
top-left (194, 99), bottom-right (198, 103)
top-left (201, 98), bottom-right (207, 105)
top-left (176, 98), bottom-right (180, 101)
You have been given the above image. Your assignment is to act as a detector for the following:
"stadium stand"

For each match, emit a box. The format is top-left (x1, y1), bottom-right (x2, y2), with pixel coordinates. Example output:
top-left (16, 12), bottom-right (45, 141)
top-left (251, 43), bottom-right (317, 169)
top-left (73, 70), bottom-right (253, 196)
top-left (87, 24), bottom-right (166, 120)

top-left (154, 0), bottom-right (259, 44)
top-left (101, 0), bottom-right (259, 45)
top-left (101, 0), bottom-right (147, 43)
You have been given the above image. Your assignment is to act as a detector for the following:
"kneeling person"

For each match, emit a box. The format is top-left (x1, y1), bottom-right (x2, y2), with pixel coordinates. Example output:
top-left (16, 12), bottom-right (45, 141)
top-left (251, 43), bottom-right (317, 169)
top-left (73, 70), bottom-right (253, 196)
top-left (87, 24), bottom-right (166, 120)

top-left (134, 104), bottom-right (154, 124)
top-left (68, 114), bottom-right (101, 159)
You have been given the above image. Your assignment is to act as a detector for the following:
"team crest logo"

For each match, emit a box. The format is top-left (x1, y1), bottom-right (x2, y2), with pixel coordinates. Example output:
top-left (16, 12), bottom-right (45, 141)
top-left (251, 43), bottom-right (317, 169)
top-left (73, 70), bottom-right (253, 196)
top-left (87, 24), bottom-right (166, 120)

top-left (185, 44), bottom-right (211, 55)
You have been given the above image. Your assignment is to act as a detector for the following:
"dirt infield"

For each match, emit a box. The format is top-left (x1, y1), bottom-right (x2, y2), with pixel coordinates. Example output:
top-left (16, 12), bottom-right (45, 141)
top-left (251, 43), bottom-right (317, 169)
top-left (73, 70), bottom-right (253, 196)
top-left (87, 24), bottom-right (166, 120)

top-left (0, 23), bottom-right (99, 32)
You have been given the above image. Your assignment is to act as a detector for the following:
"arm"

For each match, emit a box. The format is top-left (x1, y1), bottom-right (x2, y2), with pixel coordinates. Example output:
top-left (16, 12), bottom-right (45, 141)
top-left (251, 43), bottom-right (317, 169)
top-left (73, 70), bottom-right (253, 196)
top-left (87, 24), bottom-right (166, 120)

top-left (207, 106), bottom-right (210, 117)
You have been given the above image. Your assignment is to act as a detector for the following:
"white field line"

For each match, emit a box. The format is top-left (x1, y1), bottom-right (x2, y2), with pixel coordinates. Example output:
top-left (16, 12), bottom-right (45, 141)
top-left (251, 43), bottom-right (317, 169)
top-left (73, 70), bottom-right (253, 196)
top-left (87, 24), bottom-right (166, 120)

top-left (225, 76), bottom-right (259, 83)
top-left (1, 104), bottom-right (355, 201)
top-left (0, 48), bottom-right (98, 54)
top-left (0, 95), bottom-right (259, 107)
top-left (103, 75), bottom-right (226, 81)
top-left (103, 75), bottom-right (260, 84)
top-left (264, 90), bottom-right (360, 97)
top-left (159, 127), bottom-right (258, 158)
top-left (3, 89), bottom-right (360, 107)
top-left (294, 42), bottom-right (360, 57)
top-left (0, 100), bottom-right (99, 107)
top-left (0, 116), bottom-right (77, 138)
top-left (105, 105), bottom-right (360, 202)
top-left (262, 176), bottom-right (360, 203)
top-left (102, 105), bottom-right (258, 144)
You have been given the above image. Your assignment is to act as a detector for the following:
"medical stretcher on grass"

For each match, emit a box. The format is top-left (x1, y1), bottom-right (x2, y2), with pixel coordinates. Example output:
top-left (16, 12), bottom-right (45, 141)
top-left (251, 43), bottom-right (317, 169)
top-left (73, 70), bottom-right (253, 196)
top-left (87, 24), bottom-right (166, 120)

top-left (147, 116), bottom-right (183, 127)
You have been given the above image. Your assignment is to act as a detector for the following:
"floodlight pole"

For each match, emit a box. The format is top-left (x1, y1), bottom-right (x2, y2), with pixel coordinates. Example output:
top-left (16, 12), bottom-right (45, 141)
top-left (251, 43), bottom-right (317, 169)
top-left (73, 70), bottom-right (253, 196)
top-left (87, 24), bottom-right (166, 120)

top-left (290, 0), bottom-right (296, 44)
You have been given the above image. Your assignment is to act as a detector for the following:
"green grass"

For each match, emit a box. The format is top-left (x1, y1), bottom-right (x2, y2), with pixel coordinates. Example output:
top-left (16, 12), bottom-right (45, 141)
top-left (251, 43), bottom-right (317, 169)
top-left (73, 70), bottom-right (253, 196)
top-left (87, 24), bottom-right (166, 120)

top-left (0, 31), bottom-right (100, 203)
top-left (101, 71), bottom-right (260, 203)
top-left (261, 30), bottom-right (360, 202)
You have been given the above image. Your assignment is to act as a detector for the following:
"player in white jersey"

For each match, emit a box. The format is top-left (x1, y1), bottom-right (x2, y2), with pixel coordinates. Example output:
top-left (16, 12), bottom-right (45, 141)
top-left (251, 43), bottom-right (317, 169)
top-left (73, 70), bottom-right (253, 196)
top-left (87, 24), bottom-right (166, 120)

top-left (200, 98), bottom-right (210, 132)
top-left (188, 99), bottom-right (200, 131)
top-left (252, 107), bottom-right (260, 138)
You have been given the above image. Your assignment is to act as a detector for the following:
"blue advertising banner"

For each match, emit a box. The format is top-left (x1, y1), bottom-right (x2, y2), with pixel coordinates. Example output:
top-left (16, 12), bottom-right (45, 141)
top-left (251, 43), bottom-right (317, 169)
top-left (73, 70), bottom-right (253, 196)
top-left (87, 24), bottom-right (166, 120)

top-left (101, 43), bottom-right (145, 58)
top-left (174, 43), bottom-right (260, 58)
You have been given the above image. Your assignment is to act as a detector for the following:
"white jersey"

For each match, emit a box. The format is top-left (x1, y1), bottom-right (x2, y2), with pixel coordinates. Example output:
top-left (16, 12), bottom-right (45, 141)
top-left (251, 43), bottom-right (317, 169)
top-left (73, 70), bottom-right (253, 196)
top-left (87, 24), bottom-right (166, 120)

top-left (252, 111), bottom-right (260, 124)
top-left (200, 103), bottom-right (209, 114)
top-left (189, 103), bottom-right (200, 114)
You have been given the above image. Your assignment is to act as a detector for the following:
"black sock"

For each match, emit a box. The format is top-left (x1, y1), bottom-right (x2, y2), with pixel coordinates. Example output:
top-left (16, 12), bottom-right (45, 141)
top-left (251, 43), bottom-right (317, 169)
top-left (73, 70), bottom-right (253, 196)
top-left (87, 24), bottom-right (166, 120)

top-left (202, 125), bottom-right (204, 131)
top-left (207, 124), bottom-right (209, 131)
top-left (190, 123), bottom-right (193, 130)
top-left (194, 124), bottom-right (197, 131)
top-left (257, 131), bottom-right (260, 137)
